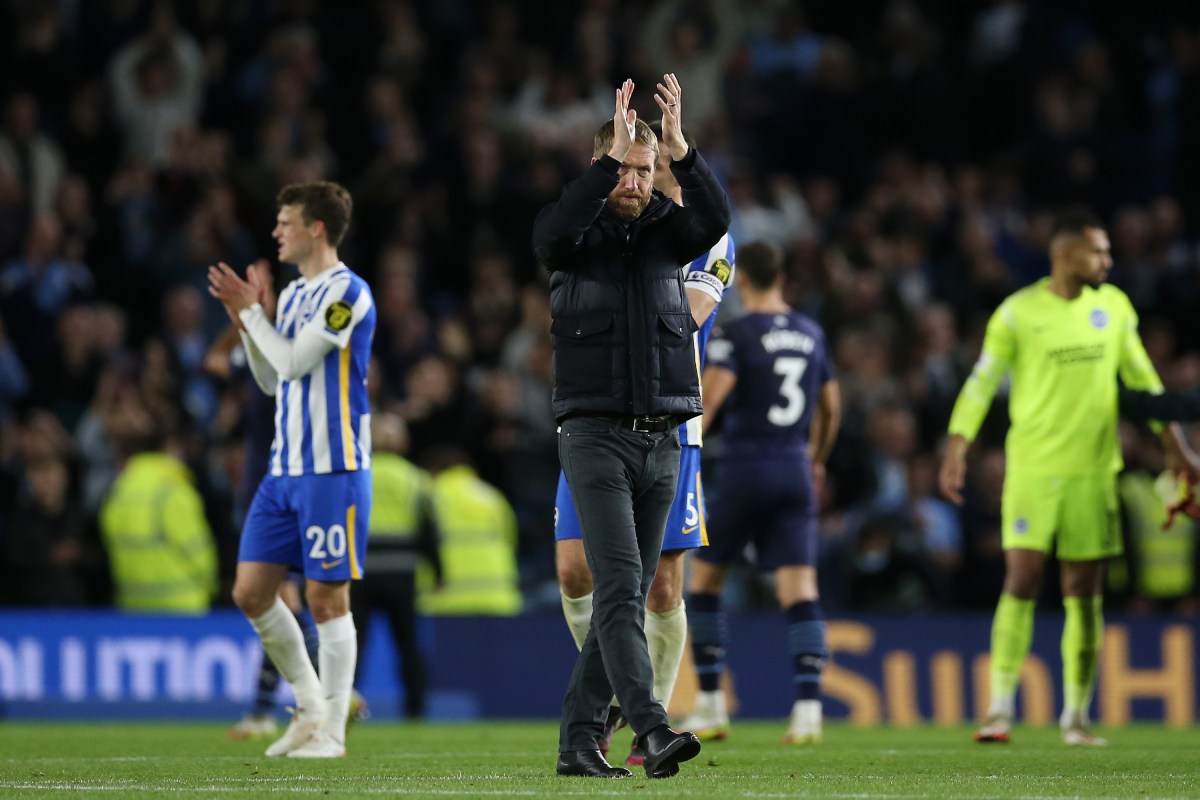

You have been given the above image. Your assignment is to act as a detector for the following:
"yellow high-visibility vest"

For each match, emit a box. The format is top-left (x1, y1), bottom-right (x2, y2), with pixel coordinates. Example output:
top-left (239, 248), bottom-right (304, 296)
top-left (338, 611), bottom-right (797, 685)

top-left (419, 465), bottom-right (521, 615)
top-left (99, 452), bottom-right (217, 614)
top-left (366, 452), bottom-right (432, 574)
top-left (1117, 472), bottom-right (1195, 598)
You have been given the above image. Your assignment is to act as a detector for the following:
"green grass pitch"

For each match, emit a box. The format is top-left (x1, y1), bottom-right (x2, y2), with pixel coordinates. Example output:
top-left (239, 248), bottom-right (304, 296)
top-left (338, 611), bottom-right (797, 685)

top-left (1, 720), bottom-right (1198, 798)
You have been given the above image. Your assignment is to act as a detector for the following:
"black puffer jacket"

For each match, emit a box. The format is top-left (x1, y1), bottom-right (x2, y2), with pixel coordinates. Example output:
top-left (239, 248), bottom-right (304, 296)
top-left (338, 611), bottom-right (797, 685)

top-left (533, 149), bottom-right (731, 422)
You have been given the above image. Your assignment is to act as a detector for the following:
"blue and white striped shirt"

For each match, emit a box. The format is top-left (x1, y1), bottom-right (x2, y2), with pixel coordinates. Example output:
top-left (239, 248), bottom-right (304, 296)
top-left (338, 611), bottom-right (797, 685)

top-left (681, 232), bottom-right (736, 447)
top-left (245, 263), bottom-right (376, 477)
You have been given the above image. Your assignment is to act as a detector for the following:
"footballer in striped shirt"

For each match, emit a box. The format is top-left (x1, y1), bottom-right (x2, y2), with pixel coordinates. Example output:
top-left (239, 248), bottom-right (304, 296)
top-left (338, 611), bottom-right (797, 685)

top-left (209, 180), bottom-right (376, 759)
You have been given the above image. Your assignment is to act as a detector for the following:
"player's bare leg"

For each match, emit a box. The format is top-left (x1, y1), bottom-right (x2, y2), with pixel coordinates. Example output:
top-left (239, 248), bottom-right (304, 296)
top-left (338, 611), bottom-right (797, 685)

top-left (645, 550), bottom-right (687, 708)
top-left (234, 562), bottom-right (328, 756)
top-left (1059, 559), bottom-right (1107, 746)
top-left (557, 539), bottom-right (595, 648)
top-left (227, 580), bottom-right (309, 741)
top-left (977, 549), bottom-right (1045, 743)
top-left (681, 557), bottom-right (731, 740)
top-left (287, 579), bottom-right (356, 758)
top-left (776, 565), bottom-right (824, 745)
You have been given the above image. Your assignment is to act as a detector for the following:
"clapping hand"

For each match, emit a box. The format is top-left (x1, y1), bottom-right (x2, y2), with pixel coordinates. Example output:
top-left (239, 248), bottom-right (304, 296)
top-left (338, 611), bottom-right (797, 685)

top-left (653, 73), bottom-right (688, 161)
top-left (608, 79), bottom-right (636, 162)
top-left (209, 261), bottom-right (271, 329)
top-left (247, 259), bottom-right (276, 320)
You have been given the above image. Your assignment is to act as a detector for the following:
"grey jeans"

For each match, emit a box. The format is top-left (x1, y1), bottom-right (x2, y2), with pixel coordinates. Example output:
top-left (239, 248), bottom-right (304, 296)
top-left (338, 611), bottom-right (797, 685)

top-left (557, 415), bottom-right (681, 751)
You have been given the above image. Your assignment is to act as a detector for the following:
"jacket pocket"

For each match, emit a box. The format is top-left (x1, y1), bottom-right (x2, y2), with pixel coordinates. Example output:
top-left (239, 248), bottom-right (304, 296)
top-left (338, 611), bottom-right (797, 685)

top-left (551, 314), bottom-right (615, 396)
top-left (657, 312), bottom-right (700, 395)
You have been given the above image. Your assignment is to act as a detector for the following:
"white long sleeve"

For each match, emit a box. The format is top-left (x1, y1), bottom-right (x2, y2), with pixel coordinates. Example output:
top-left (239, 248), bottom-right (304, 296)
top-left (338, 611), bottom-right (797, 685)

top-left (239, 304), bottom-right (337, 385)
top-left (238, 329), bottom-right (278, 396)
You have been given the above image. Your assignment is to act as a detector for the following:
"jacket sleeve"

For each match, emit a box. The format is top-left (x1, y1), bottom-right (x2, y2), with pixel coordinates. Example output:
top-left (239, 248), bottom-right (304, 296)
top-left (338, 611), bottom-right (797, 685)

top-left (669, 148), bottom-right (732, 264)
top-left (1120, 386), bottom-right (1200, 422)
top-left (532, 156), bottom-right (621, 269)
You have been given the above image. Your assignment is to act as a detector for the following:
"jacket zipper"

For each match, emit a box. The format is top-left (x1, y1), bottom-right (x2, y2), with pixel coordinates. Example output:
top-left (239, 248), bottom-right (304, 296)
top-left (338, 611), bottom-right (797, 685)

top-left (625, 229), bottom-right (642, 412)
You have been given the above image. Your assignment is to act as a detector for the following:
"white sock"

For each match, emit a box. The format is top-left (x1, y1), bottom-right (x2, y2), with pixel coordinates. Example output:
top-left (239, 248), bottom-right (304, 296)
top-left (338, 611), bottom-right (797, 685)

top-left (988, 691), bottom-right (1016, 720)
top-left (645, 602), bottom-right (687, 707)
top-left (693, 689), bottom-right (726, 720)
top-left (249, 597), bottom-right (323, 710)
top-left (316, 613), bottom-right (357, 742)
top-left (561, 591), bottom-right (593, 651)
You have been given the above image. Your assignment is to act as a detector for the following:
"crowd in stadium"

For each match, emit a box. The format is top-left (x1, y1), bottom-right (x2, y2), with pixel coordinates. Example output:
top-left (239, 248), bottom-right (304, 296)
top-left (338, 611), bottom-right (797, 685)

top-left (0, 0), bottom-right (1198, 615)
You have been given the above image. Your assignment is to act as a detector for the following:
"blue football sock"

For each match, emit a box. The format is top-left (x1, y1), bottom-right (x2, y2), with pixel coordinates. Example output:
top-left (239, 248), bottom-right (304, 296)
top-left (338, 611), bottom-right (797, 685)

top-left (786, 600), bottom-right (827, 702)
top-left (689, 592), bottom-right (726, 693)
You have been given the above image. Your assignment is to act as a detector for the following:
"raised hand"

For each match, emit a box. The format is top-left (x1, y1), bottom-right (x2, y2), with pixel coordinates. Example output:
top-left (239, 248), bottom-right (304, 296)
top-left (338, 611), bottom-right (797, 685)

top-left (246, 259), bottom-right (277, 321)
top-left (654, 73), bottom-right (688, 161)
top-left (608, 78), bottom-right (636, 162)
top-left (208, 261), bottom-right (260, 320)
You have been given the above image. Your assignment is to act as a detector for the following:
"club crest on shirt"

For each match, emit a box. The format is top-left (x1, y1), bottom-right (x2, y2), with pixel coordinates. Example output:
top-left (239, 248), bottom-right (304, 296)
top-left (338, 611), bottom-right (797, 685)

top-left (1014, 517), bottom-right (1029, 534)
top-left (1090, 308), bottom-right (1108, 329)
top-left (325, 300), bottom-right (353, 332)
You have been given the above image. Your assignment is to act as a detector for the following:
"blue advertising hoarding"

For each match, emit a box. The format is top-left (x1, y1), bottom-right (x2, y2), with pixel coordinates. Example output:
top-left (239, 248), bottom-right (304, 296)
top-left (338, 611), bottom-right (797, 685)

top-left (0, 611), bottom-right (1194, 725)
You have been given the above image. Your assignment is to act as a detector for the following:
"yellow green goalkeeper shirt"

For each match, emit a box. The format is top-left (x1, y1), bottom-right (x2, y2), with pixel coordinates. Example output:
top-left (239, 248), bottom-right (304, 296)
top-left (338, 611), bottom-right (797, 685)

top-left (948, 278), bottom-right (1163, 477)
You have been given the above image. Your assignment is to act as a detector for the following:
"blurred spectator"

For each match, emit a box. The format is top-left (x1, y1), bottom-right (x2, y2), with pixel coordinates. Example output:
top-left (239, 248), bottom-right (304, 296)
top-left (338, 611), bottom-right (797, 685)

top-left (1113, 425), bottom-right (1199, 615)
top-left (906, 453), bottom-right (963, 575)
top-left (401, 354), bottom-right (469, 463)
top-left (418, 446), bottom-right (521, 616)
top-left (0, 216), bottom-right (94, 367)
top-left (162, 284), bottom-right (219, 428)
top-left (59, 81), bottom-right (121, 203)
top-left (0, 312), bottom-right (29, 421)
top-left (727, 170), bottom-right (815, 250)
top-left (841, 512), bottom-right (948, 612)
top-left (30, 304), bottom-right (106, 432)
top-left (108, 5), bottom-right (204, 166)
top-left (5, 1), bottom-right (75, 116)
top-left (352, 412), bottom-right (443, 720)
top-left (639, 1), bottom-right (741, 133)
top-left (865, 401), bottom-right (919, 514)
top-left (0, 93), bottom-right (65, 217)
top-left (956, 446), bottom-right (1008, 608)
top-left (507, 60), bottom-right (609, 152)
top-left (0, 453), bottom-right (97, 606)
top-left (97, 398), bottom-right (216, 614)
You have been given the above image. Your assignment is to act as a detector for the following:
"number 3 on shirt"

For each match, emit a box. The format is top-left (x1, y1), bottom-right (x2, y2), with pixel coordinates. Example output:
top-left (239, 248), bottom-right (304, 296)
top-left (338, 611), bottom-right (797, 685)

top-left (769, 356), bottom-right (808, 426)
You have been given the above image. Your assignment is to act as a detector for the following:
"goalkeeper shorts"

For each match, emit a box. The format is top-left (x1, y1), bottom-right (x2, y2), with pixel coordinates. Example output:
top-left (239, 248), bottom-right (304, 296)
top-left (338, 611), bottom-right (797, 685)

top-left (1001, 472), bottom-right (1123, 560)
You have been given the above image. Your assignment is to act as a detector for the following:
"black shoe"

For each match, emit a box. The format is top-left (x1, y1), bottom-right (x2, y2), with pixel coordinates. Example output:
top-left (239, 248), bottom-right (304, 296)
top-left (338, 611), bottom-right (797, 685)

top-left (640, 725), bottom-right (701, 779)
top-left (556, 750), bottom-right (633, 778)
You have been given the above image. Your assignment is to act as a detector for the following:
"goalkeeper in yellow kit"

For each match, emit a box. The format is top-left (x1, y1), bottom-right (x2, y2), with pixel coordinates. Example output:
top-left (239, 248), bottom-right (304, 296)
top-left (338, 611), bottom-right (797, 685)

top-left (938, 208), bottom-right (1199, 746)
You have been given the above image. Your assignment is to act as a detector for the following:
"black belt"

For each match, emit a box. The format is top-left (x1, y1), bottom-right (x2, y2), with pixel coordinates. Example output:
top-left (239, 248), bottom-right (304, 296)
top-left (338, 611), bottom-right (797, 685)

top-left (596, 414), bottom-right (677, 432)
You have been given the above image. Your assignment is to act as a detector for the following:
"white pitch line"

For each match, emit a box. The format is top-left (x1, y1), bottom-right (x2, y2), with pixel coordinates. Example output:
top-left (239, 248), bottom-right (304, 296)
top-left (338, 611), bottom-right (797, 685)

top-left (2, 785), bottom-right (1196, 800)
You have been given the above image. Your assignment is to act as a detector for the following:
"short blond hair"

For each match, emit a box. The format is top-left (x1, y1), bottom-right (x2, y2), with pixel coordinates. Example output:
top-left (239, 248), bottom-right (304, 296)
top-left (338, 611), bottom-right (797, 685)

top-left (592, 118), bottom-right (659, 161)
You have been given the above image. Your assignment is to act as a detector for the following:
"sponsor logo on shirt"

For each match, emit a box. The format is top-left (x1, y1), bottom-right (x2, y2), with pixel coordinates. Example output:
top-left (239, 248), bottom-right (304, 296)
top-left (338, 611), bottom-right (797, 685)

top-left (707, 258), bottom-right (733, 286)
top-left (326, 300), bottom-right (353, 332)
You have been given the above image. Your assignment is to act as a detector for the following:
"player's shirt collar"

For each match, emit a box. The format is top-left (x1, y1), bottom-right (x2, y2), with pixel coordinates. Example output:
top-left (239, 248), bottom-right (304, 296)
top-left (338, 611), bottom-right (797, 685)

top-left (297, 261), bottom-right (347, 287)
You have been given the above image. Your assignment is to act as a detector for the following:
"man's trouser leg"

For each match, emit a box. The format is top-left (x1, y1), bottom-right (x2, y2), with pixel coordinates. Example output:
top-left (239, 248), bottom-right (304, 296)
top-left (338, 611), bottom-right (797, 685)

top-left (558, 417), bottom-right (679, 750)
